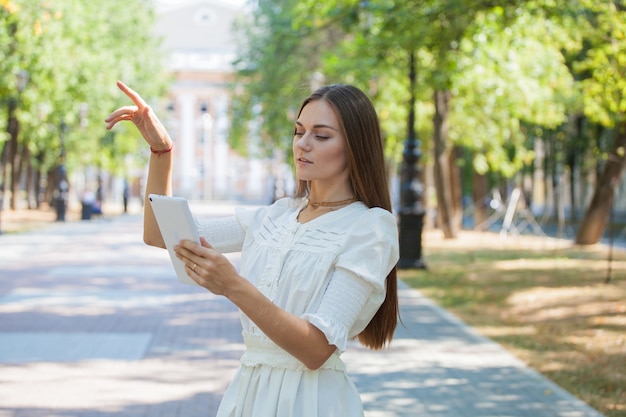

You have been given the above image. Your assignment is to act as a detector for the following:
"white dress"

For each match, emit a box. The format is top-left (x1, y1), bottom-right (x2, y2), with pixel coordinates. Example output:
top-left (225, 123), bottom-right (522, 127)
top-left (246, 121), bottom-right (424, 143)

top-left (196, 197), bottom-right (399, 417)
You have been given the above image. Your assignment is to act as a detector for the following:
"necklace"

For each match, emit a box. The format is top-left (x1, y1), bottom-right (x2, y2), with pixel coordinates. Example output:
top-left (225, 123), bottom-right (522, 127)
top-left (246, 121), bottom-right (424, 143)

top-left (307, 197), bottom-right (358, 208)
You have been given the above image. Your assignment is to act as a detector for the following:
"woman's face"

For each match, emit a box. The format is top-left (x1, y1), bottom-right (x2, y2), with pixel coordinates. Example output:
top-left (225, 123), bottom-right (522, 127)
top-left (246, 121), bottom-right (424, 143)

top-left (293, 99), bottom-right (349, 186)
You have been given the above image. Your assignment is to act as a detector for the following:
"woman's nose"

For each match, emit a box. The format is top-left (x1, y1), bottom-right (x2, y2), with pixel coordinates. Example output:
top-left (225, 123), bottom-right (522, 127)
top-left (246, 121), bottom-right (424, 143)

top-left (296, 133), bottom-right (312, 150)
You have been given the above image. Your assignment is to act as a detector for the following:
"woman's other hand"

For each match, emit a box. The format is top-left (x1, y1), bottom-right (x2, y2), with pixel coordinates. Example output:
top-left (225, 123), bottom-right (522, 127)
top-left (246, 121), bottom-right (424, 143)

top-left (176, 237), bottom-right (335, 370)
top-left (175, 237), bottom-right (241, 296)
top-left (104, 80), bottom-right (172, 151)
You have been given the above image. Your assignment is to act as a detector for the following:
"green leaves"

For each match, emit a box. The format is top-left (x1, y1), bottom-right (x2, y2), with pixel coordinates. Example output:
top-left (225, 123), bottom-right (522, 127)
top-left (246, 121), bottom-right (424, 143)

top-left (1, 0), bottom-right (168, 176)
top-left (451, 7), bottom-right (576, 175)
top-left (576, 11), bottom-right (626, 126)
top-left (231, 0), bottom-right (626, 185)
top-left (230, 0), bottom-right (342, 157)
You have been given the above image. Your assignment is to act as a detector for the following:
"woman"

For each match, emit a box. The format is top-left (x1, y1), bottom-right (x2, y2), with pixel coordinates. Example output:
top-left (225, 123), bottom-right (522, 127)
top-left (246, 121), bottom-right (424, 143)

top-left (105, 81), bottom-right (399, 416)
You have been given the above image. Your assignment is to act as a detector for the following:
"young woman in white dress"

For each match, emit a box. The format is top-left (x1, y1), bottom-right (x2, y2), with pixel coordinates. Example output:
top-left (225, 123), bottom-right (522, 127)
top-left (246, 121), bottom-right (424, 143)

top-left (105, 81), bottom-right (399, 417)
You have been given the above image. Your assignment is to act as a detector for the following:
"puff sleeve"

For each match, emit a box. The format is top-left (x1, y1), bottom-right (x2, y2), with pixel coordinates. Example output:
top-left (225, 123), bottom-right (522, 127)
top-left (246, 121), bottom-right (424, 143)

top-left (196, 216), bottom-right (246, 253)
top-left (197, 199), bottom-right (295, 254)
top-left (302, 208), bottom-right (399, 351)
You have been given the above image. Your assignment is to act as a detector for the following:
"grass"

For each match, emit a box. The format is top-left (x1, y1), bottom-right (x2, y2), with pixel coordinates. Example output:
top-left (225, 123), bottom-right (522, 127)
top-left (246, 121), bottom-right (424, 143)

top-left (400, 230), bottom-right (626, 417)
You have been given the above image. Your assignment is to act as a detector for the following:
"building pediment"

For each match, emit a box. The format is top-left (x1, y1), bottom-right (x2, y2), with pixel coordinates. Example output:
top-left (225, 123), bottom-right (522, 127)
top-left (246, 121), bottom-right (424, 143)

top-left (154, 0), bottom-right (247, 71)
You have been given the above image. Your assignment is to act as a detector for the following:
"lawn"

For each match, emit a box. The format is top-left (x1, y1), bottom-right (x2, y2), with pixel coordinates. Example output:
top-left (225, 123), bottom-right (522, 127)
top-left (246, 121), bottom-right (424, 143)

top-left (400, 230), bottom-right (626, 417)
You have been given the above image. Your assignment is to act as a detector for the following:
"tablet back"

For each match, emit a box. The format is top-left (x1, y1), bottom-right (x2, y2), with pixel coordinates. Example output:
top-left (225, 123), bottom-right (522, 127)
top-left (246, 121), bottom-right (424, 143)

top-left (148, 194), bottom-right (200, 285)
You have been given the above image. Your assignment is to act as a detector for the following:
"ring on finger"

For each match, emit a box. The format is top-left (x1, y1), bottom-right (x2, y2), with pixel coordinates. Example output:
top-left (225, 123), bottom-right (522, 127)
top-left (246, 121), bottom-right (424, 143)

top-left (192, 263), bottom-right (197, 272)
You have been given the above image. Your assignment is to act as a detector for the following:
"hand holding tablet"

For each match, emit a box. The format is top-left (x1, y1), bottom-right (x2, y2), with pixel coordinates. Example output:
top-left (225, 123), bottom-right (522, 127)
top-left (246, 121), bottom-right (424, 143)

top-left (148, 194), bottom-right (200, 285)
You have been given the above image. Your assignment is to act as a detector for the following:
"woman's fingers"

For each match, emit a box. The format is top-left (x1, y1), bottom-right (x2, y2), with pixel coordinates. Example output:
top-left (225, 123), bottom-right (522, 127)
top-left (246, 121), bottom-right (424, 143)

top-left (104, 113), bottom-right (134, 130)
top-left (175, 240), bottom-right (221, 276)
top-left (175, 240), bottom-right (206, 266)
top-left (105, 106), bottom-right (138, 124)
top-left (186, 261), bottom-right (202, 275)
top-left (103, 80), bottom-right (148, 129)
top-left (105, 82), bottom-right (173, 148)
top-left (174, 240), bottom-right (238, 296)
top-left (116, 80), bottom-right (149, 109)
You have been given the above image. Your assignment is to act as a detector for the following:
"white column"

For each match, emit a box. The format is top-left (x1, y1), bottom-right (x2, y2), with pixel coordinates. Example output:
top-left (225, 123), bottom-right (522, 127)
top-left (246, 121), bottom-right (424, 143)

top-left (214, 95), bottom-right (230, 199)
top-left (202, 112), bottom-right (213, 200)
top-left (178, 94), bottom-right (196, 198)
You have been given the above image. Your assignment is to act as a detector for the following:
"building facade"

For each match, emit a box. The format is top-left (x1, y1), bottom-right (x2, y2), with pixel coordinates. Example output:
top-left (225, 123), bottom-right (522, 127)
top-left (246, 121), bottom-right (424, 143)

top-left (153, 0), bottom-right (278, 203)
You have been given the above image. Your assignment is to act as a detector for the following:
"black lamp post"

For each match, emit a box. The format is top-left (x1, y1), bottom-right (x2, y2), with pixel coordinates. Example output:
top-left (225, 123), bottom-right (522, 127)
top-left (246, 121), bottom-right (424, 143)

top-left (55, 119), bottom-right (69, 222)
top-left (55, 103), bottom-right (89, 221)
top-left (398, 51), bottom-right (426, 269)
top-left (1, 69), bottom-right (29, 235)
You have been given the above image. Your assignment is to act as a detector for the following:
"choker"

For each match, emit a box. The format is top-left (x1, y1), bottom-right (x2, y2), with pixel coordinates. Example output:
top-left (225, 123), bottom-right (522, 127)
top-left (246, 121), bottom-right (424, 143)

top-left (308, 197), bottom-right (358, 208)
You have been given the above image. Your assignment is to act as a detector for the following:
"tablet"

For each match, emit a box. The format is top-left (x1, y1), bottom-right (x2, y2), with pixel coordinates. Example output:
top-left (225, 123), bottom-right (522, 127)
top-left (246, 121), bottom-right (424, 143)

top-left (148, 194), bottom-right (200, 285)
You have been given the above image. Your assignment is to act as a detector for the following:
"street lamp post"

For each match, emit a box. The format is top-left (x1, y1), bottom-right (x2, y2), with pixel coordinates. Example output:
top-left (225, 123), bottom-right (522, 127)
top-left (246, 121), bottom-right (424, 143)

top-left (55, 119), bottom-right (69, 222)
top-left (54, 103), bottom-right (88, 222)
top-left (398, 51), bottom-right (426, 269)
top-left (0, 69), bottom-right (29, 235)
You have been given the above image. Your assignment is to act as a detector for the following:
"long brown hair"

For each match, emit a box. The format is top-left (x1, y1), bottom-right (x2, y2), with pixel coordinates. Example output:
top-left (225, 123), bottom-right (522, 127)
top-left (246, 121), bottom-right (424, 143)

top-left (294, 84), bottom-right (398, 349)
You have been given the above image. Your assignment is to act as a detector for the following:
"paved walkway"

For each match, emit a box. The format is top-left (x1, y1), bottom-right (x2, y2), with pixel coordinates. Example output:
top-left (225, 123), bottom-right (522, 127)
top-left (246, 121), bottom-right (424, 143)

top-left (0, 204), bottom-right (605, 417)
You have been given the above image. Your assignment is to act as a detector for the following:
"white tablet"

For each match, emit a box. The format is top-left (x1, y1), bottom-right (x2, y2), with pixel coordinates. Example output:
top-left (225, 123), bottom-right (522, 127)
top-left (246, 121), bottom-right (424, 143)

top-left (148, 194), bottom-right (200, 286)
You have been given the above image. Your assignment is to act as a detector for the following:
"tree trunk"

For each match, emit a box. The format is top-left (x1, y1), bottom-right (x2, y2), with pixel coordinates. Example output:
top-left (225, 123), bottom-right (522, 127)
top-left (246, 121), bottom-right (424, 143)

top-left (575, 123), bottom-right (626, 245)
top-left (449, 146), bottom-right (463, 231)
top-left (567, 152), bottom-right (576, 222)
top-left (34, 151), bottom-right (45, 208)
top-left (432, 89), bottom-right (457, 238)
top-left (23, 146), bottom-right (37, 209)
top-left (554, 160), bottom-right (565, 238)
top-left (472, 170), bottom-right (489, 228)
top-left (6, 98), bottom-right (20, 210)
top-left (8, 138), bottom-right (21, 210)
top-left (567, 114), bottom-right (585, 223)
top-left (542, 135), bottom-right (553, 219)
top-left (0, 142), bottom-right (7, 204)
top-left (45, 169), bottom-right (56, 206)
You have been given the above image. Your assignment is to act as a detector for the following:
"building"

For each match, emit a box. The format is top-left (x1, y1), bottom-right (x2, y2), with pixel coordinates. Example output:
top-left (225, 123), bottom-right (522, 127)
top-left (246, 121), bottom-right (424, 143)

top-left (153, 0), bottom-right (278, 203)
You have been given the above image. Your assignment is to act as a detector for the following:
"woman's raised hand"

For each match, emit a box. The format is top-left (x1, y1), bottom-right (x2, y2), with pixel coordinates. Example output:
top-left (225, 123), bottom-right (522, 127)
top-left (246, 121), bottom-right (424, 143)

top-left (104, 81), bottom-right (172, 151)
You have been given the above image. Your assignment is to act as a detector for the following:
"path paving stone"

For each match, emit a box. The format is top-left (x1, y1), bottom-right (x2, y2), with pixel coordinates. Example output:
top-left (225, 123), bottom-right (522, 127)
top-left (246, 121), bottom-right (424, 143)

top-left (0, 205), bottom-right (605, 416)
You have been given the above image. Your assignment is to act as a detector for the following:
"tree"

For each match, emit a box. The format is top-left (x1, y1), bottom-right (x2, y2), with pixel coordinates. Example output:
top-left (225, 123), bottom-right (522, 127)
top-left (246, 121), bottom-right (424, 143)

top-left (230, 0), bottom-right (344, 158)
top-left (324, 1), bottom-right (573, 238)
top-left (570, 1), bottom-right (626, 244)
top-left (230, 1), bottom-right (582, 241)
top-left (453, 5), bottom-right (578, 229)
top-left (0, 0), bottom-right (167, 211)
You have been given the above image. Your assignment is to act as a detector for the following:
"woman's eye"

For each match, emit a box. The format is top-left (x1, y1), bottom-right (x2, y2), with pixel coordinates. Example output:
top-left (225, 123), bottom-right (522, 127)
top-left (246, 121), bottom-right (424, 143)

top-left (294, 131), bottom-right (304, 136)
top-left (315, 135), bottom-right (330, 140)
